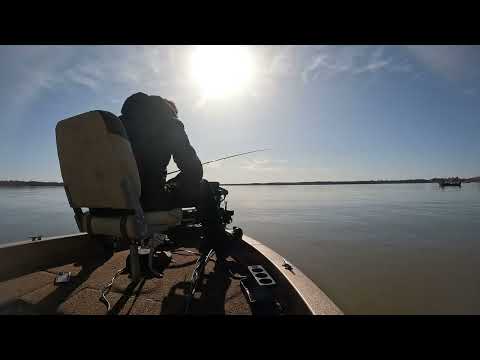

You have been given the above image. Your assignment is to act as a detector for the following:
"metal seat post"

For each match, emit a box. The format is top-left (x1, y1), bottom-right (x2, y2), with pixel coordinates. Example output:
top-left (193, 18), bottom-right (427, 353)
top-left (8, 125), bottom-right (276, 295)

top-left (129, 244), bottom-right (142, 282)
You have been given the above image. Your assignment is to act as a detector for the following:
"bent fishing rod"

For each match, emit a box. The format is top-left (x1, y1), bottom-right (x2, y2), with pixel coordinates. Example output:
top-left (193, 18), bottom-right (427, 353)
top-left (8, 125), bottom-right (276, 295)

top-left (167, 148), bottom-right (271, 175)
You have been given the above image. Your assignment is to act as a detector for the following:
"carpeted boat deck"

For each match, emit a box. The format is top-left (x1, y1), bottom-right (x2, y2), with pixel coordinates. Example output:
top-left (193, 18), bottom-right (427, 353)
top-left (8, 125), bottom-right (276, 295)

top-left (0, 248), bottom-right (251, 315)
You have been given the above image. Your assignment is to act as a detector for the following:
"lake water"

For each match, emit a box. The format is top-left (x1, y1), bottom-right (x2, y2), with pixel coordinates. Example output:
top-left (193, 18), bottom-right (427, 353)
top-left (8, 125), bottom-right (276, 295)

top-left (1, 183), bottom-right (480, 314)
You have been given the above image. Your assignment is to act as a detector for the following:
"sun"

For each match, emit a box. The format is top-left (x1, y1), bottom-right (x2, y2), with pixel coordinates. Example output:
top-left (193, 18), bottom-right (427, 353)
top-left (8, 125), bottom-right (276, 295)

top-left (190, 45), bottom-right (255, 100)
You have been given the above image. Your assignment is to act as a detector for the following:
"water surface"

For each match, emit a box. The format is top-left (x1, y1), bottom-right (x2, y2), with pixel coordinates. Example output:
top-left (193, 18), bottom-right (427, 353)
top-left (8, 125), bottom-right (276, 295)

top-left (1, 183), bottom-right (479, 314)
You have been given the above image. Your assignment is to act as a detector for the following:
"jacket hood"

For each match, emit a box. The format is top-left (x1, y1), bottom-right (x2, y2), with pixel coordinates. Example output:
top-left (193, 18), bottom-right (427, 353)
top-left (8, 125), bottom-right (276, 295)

top-left (121, 92), bottom-right (178, 121)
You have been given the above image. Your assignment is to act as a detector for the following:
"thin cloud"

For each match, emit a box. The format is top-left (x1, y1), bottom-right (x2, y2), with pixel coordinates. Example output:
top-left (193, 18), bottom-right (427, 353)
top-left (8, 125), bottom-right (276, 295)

top-left (64, 66), bottom-right (102, 90)
top-left (4, 45), bottom-right (194, 128)
top-left (301, 54), bottom-right (329, 83)
top-left (61, 46), bottom-right (174, 93)
top-left (302, 46), bottom-right (414, 83)
top-left (268, 45), bottom-right (296, 76)
top-left (354, 47), bottom-right (392, 74)
top-left (0, 46), bottom-right (77, 130)
top-left (241, 159), bottom-right (288, 172)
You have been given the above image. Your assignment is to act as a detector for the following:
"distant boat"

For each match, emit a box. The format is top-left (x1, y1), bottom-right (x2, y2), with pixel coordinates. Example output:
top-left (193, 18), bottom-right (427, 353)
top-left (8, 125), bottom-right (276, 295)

top-left (439, 178), bottom-right (462, 187)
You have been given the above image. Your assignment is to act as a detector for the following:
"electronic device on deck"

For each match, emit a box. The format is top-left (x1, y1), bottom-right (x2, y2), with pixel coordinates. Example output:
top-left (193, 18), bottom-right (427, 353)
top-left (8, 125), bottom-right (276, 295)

top-left (54, 272), bottom-right (71, 285)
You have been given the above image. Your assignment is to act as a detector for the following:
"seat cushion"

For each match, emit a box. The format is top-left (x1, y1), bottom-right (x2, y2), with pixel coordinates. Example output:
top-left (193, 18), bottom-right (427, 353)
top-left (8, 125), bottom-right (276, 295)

top-left (56, 111), bottom-right (141, 210)
top-left (81, 209), bottom-right (183, 239)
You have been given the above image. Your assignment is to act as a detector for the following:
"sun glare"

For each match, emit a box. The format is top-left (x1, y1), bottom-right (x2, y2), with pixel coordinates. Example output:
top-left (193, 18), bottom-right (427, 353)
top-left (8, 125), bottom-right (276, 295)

top-left (190, 45), bottom-right (255, 100)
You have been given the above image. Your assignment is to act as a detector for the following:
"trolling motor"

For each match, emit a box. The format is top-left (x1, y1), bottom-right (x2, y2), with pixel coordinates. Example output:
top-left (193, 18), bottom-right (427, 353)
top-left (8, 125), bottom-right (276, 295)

top-left (176, 182), bottom-right (234, 228)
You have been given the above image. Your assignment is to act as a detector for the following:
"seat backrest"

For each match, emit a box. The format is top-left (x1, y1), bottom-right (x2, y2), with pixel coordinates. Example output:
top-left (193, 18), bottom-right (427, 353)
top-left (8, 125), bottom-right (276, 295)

top-left (55, 111), bottom-right (141, 211)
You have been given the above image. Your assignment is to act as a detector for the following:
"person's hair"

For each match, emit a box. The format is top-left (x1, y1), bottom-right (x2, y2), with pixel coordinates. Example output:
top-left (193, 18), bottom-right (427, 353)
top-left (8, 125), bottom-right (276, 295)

top-left (164, 99), bottom-right (178, 116)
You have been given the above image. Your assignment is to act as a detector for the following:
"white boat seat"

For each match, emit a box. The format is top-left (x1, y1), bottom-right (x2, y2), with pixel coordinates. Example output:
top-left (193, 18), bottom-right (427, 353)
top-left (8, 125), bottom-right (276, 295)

top-left (55, 110), bottom-right (186, 239)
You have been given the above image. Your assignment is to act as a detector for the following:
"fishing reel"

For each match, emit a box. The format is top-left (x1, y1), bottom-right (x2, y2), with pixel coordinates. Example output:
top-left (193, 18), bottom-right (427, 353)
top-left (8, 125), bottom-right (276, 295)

top-left (208, 181), bottom-right (234, 226)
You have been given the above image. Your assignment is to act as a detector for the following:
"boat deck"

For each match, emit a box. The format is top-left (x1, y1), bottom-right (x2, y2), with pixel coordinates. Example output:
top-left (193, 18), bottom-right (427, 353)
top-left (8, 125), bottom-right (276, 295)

top-left (0, 247), bottom-right (251, 315)
top-left (0, 226), bottom-right (343, 315)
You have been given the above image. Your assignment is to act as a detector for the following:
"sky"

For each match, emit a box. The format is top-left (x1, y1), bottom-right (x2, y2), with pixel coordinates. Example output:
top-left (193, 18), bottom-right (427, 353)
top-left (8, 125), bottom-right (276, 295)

top-left (1, 45), bottom-right (479, 183)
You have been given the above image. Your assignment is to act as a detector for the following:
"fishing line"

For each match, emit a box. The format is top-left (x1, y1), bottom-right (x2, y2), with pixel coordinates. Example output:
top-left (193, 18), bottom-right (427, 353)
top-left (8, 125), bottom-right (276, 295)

top-left (167, 148), bottom-right (271, 175)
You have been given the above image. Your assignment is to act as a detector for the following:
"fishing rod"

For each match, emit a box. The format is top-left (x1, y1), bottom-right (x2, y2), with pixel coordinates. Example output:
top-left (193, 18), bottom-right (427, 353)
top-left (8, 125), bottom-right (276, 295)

top-left (167, 148), bottom-right (271, 175)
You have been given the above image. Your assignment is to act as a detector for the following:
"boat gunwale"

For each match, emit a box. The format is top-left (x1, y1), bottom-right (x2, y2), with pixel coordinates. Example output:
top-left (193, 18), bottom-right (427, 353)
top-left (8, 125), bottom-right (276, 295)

top-left (236, 233), bottom-right (342, 315)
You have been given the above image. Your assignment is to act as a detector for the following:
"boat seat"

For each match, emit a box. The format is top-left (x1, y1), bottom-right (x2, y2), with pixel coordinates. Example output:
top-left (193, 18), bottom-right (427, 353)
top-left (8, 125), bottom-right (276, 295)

top-left (80, 209), bottom-right (183, 240)
top-left (55, 110), bottom-right (185, 240)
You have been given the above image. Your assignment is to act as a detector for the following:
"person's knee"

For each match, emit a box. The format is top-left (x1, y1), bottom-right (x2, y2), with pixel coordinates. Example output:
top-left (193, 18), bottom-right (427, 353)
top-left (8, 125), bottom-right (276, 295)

top-left (199, 179), bottom-right (213, 198)
top-left (199, 178), bottom-right (209, 189)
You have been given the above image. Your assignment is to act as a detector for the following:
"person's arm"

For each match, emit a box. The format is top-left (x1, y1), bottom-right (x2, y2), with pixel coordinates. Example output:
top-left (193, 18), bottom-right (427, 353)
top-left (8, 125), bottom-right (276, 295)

top-left (169, 119), bottom-right (203, 186)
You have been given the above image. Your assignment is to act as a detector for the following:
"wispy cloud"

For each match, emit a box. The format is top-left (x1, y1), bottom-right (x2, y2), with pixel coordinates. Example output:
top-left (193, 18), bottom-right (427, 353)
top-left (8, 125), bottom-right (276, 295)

top-left (4, 45), bottom-right (416, 116)
top-left (0, 46), bottom-right (77, 129)
top-left (268, 45), bottom-right (297, 76)
top-left (241, 159), bottom-right (288, 172)
top-left (301, 46), bottom-right (414, 83)
top-left (0, 45), bottom-right (189, 131)
top-left (353, 47), bottom-right (392, 74)
top-left (61, 46), bottom-right (175, 93)
top-left (64, 64), bottom-right (103, 90)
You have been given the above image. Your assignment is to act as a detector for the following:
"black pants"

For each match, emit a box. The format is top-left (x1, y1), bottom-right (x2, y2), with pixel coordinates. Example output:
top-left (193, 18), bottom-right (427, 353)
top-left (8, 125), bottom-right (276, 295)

top-left (141, 179), bottom-right (205, 211)
top-left (147, 179), bottom-right (227, 256)
top-left (91, 179), bottom-right (227, 257)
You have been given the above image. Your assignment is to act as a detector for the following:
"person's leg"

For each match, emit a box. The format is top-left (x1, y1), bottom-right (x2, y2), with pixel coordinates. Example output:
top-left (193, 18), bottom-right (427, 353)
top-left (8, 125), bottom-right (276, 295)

top-left (140, 179), bottom-right (230, 260)
top-left (196, 180), bottom-right (230, 260)
top-left (171, 179), bottom-right (229, 259)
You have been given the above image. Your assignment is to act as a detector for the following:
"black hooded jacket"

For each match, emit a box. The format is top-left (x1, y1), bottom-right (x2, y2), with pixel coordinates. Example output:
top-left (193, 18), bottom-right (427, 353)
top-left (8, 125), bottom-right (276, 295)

top-left (119, 92), bottom-right (203, 209)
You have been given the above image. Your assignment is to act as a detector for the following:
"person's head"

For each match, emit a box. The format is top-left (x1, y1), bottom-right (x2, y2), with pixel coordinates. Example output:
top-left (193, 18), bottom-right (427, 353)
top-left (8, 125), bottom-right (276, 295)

top-left (121, 92), bottom-right (178, 120)
top-left (164, 99), bottom-right (178, 116)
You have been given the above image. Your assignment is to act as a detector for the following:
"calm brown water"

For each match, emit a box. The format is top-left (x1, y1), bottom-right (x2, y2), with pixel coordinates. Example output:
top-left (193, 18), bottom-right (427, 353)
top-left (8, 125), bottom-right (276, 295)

top-left (1, 183), bottom-right (480, 314)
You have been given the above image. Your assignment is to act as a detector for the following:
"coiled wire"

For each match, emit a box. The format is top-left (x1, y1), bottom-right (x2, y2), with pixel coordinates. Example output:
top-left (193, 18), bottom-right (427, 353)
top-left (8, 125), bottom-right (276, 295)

top-left (99, 267), bottom-right (126, 312)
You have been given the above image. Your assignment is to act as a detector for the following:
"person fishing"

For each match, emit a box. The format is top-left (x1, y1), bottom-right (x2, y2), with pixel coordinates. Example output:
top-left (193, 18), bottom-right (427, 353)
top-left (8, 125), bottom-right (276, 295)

top-left (95, 92), bottom-right (230, 261)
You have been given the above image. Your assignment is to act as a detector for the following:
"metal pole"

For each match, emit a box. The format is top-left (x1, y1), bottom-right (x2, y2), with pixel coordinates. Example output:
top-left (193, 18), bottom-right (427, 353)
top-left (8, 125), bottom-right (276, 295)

top-left (129, 244), bottom-right (141, 282)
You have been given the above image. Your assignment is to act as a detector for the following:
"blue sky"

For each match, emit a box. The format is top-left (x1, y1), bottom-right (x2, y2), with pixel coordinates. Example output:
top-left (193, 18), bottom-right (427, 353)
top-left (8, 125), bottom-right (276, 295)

top-left (1, 45), bottom-right (479, 183)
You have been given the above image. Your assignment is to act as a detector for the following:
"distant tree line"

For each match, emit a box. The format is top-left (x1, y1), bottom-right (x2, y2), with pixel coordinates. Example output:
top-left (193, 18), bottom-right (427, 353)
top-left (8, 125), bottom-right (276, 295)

top-left (0, 180), bottom-right (64, 187)
top-left (224, 177), bottom-right (480, 186)
top-left (1, 177), bottom-right (479, 187)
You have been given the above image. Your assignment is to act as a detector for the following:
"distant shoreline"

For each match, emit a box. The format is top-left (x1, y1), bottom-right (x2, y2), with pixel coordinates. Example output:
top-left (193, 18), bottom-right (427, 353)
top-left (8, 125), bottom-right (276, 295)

top-left (1, 177), bottom-right (478, 188)
top-left (224, 178), bottom-right (480, 186)
top-left (0, 181), bottom-right (64, 187)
